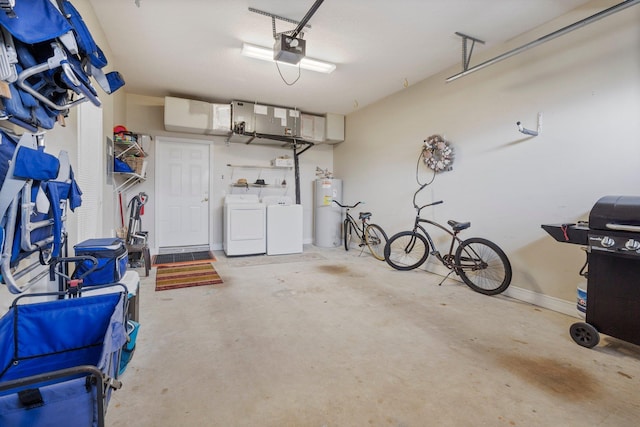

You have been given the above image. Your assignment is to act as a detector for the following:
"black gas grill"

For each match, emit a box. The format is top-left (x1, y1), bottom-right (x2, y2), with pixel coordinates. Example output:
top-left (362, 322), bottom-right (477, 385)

top-left (542, 195), bottom-right (640, 348)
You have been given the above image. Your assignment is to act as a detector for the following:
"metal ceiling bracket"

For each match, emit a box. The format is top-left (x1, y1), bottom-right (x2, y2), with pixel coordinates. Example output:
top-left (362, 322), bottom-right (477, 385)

top-left (447, 0), bottom-right (640, 82)
top-left (248, 7), bottom-right (312, 39)
top-left (454, 32), bottom-right (485, 71)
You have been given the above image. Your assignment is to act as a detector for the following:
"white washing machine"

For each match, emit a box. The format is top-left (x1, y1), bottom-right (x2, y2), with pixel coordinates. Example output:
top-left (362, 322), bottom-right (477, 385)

top-left (262, 196), bottom-right (303, 255)
top-left (223, 194), bottom-right (266, 256)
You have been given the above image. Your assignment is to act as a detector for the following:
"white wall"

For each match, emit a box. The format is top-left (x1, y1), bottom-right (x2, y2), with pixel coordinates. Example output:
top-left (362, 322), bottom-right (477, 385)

top-left (122, 94), bottom-right (334, 252)
top-left (334, 0), bottom-right (640, 310)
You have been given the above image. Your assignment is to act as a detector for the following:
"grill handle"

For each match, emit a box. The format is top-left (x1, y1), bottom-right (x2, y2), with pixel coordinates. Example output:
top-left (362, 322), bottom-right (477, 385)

top-left (606, 223), bottom-right (640, 233)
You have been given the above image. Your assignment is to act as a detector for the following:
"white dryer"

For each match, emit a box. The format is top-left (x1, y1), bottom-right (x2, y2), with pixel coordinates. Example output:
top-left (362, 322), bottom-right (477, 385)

top-left (262, 196), bottom-right (303, 255)
top-left (223, 194), bottom-right (266, 256)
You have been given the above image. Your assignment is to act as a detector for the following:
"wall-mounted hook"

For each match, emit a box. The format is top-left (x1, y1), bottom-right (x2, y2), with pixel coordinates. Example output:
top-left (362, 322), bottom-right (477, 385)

top-left (517, 112), bottom-right (542, 137)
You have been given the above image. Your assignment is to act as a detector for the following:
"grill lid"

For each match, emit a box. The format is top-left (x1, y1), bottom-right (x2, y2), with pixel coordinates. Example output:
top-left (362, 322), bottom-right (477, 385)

top-left (589, 195), bottom-right (640, 232)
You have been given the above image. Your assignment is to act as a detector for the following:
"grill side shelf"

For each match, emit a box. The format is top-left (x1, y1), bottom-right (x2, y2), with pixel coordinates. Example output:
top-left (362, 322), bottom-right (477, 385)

top-left (541, 223), bottom-right (590, 245)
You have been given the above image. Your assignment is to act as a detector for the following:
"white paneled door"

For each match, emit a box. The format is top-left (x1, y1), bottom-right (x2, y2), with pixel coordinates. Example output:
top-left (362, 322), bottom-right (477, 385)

top-left (156, 137), bottom-right (210, 248)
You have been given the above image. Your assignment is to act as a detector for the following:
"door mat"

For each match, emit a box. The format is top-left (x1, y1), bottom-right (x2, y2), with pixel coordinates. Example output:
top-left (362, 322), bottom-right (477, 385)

top-left (224, 252), bottom-right (327, 268)
top-left (155, 263), bottom-right (223, 291)
top-left (152, 251), bottom-right (216, 266)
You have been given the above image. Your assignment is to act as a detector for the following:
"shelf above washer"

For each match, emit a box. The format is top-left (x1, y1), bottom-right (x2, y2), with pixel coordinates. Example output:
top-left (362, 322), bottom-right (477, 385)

top-left (226, 163), bottom-right (292, 169)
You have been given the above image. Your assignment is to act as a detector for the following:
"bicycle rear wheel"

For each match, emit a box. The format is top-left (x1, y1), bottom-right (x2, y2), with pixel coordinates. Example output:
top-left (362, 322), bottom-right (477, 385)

top-left (384, 231), bottom-right (429, 270)
top-left (364, 223), bottom-right (388, 261)
top-left (454, 237), bottom-right (512, 295)
top-left (344, 219), bottom-right (353, 251)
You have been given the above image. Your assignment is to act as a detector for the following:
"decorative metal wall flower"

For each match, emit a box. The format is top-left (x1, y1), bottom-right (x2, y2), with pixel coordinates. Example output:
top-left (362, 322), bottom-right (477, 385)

top-left (423, 134), bottom-right (454, 172)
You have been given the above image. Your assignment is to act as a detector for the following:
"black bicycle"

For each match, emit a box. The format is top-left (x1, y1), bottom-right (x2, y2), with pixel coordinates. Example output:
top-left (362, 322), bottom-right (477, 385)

top-left (333, 200), bottom-right (388, 260)
top-left (383, 184), bottom-right (512, 295)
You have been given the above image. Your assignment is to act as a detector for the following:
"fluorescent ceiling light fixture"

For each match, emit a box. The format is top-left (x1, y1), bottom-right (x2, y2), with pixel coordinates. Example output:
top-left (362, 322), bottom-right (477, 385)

top-left (241, 43), bottom-right (336, 74)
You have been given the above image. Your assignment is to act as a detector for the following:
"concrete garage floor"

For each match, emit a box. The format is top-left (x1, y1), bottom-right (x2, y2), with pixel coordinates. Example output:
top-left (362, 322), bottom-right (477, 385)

top-left (108, 246), bottom-right (640, 427)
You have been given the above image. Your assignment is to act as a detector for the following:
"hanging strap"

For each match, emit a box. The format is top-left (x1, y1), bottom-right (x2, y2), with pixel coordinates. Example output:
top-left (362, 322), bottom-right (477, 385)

top-left (0, 132), bottom-right (38, 228)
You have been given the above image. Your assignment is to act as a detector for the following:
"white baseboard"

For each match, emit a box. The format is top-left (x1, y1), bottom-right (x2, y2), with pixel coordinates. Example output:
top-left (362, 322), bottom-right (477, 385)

top-left (503, 286), bottom-right (580, 318)
top-left (422, 261), bottom-right (580, 318)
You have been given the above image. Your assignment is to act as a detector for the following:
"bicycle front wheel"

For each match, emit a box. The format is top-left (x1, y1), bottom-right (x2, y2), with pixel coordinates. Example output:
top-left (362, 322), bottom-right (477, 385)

top-left (454, 237), bottom-right (512, 295)
top-left (364, 223), bottom-right (388, 261)
top-left (344, 219), bottom-right (353, 251)
top-left (384, 231), bottom-right (429, 270)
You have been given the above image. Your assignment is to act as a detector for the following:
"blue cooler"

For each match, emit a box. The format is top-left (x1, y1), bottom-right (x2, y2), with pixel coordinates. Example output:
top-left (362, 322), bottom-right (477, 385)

top-left (73, 238), bottom-right (128, 286)
top-left (119, 320), bottom-right (140, 375)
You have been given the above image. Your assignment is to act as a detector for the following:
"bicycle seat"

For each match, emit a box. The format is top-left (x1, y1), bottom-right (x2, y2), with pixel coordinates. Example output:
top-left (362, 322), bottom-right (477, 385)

top-left (359, 212), bottom-right (372, 220)
top-left (447, 220), bottom-right (470, 231)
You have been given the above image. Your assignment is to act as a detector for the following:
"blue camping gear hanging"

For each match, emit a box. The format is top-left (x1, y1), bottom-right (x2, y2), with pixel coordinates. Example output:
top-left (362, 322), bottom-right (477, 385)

top-left (114, 157), bottom-right (134, 173)
top-left (68, 167), bottom-right (82, 210)
top-left (0, 0), bottom-right (126, 133)
top-left (60, 0), bottom-right (125, 94)
top-left (0, 0), bottom-right (72, 44)
top-left (13, 146), bottom-right (60, 180)
top-left (72, 238), bottom-right (128, 286)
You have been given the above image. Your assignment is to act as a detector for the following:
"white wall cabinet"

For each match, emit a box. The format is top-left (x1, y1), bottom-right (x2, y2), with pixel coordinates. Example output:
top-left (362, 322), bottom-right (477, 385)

top-left (300, 113), bottom-right (326, 142)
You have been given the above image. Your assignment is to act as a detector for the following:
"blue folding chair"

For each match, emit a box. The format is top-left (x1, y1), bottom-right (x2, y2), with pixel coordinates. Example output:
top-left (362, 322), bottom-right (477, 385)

top-left (0, 0), bottom-right (124, 132)
top-left (0, 129), bottom-right (82, 294)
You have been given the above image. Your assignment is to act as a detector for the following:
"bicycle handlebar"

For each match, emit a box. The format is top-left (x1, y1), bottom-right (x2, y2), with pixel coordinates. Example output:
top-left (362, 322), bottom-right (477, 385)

top-left (332, 200), bottom-right (363, 209)
top-left (412, 183), bottom-right (444, 211)
top-left (421, 200), bottom-right (443, 209)
top-left (415, 198), bottom-right (443, 211)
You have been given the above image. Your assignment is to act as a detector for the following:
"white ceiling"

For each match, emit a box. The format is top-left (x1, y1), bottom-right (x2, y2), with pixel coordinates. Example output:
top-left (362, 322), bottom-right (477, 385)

top-left (88, 0), bottom-right (596, 115)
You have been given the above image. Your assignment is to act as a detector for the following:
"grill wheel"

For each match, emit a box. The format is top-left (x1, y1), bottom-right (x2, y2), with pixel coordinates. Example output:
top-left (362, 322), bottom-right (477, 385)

top-left (569, 322), bottom-right (600, 348)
